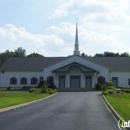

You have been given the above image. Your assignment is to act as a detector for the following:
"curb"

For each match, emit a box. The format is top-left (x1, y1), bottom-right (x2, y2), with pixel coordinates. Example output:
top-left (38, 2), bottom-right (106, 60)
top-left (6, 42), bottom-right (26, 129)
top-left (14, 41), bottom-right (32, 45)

top-left (102, 95), bottom-right (129, 130)
top-left (0, 93), bottom-right (57, 113)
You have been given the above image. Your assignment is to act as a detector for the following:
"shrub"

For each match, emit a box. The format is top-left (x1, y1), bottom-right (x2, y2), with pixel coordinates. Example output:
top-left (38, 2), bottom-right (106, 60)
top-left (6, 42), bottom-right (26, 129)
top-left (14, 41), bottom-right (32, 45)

top-left (109, 82), bottom-right (114, 87)
top-left (102, 91), bottom-right (108, 95)
top-left (102, 85), bottom-right (106, 91)
top-left (126, 89), bottom-right (130, 93)
top-left (40, 83), bottom-right (48, 93)
top-left (47, 88), bottom-right (57, 94)
top-left (22, 86), bottom-right (31, 90)
top-left (29, 88), bottom-right (40, 93)
top-left (95, 83), bottom-right (102, 90)
top-left (108, 89), bottom-right (116, 94)
top-left (7, 86), bottom-right (11, 90)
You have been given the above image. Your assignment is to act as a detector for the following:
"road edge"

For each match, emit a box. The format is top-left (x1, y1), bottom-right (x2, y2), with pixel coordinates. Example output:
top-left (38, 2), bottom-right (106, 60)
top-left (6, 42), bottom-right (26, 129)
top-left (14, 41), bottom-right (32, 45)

top-left (0, 93), bottom-right (57, 113)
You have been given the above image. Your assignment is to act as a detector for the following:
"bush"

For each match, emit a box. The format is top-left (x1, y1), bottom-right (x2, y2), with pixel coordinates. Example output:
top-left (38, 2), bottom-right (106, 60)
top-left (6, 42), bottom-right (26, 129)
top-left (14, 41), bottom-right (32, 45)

top-left (7, 86), bottom-right (11, 90)
top-left (109, 82), bottom-right (114, 87)
top-left (40, 83), bottom-right (48, 93)
top-left (95, 83), bottom-right (102, 90)
top-left (29, 88), bottom-right (40, 93)
top-left (102, 91), bottom-right (108, 95)
top-left (126, 89), bottom-right (130, 93)
top-left (102, 85), bottom-right (106, 91)
top-left (47, 88), bottom-right (57, 94)
top-left (108, 89), bottom-right (116, 94)
top-left (22, 86), bottom-right (31, 90)
top-left (120, 89), bottom-right (130, 93)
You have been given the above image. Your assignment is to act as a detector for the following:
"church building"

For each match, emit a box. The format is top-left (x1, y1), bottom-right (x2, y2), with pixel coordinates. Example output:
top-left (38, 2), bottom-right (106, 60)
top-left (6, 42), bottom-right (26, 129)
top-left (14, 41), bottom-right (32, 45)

top-left (0, 22), bottom-right (130, 89)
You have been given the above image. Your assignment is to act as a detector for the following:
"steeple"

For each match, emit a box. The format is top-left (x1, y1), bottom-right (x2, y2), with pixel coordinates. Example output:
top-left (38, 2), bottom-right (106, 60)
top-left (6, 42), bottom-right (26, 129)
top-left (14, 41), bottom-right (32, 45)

top-left (73, 19), bottom-right (80, 55)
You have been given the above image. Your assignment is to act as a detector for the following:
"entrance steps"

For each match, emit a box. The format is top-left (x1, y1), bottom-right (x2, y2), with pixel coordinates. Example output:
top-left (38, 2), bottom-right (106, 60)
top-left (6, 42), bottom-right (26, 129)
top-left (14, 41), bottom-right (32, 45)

top-left (56, 88), bottom-right (95, 92)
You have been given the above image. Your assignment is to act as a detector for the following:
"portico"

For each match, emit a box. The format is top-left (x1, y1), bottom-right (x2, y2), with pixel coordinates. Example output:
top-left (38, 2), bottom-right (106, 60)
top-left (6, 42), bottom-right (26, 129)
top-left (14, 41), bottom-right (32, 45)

top-left (52, 62), bottom-right (99, 88)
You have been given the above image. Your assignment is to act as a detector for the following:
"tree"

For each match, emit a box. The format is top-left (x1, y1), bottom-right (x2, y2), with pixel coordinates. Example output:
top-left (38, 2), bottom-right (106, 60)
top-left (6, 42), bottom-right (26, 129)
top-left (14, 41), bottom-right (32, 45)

top-left (27, 52), bottom-right (44, 57)
top-left (120, 52), bottom-right (129, 57)
top-left (14, 47), bottom-right (26, 57)
top-left (81, 53), bottom-right (88, 57)
top-left (0, 50), bottom-right (15, 66)
top-left (94, 53), bottom-right (104, 57)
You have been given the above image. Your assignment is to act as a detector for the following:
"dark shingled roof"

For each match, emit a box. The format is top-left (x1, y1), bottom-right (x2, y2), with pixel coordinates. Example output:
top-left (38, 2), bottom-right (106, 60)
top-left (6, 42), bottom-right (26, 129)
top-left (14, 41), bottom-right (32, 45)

top-left (0, 57), bottom-right (67, 72)
top-left (1, 57), bottom-right (130, 72)
top-left (88, 57), bottom-right (130, 71)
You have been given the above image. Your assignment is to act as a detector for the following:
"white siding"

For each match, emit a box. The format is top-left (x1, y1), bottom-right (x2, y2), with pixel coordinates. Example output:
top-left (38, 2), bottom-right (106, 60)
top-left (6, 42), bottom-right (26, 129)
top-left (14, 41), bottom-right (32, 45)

top-left (44, 56), bottom-right (110, 88)
top-left (0, 71), bottom-right (43, 87)
top-left (110, 72), bottom-right (130, 88)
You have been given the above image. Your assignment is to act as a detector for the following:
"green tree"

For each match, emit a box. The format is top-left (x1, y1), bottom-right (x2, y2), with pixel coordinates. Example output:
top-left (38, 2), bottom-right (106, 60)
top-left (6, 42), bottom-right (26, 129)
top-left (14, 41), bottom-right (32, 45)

top-left (0, 50), bottom-right (15, 66)
top-left (27, 52), bottom-right (43, 57)
top-left (120, 52), bottom-right (129, 57)
top-left (14, 47), bottom-right (26, 57)
top-left (81, 53), bottom-right (89, 57)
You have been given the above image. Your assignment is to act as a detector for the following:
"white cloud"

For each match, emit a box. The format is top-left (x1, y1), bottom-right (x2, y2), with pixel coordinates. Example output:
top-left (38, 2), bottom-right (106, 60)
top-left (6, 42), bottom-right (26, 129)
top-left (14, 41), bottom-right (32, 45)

top-left (0, 20), bottom-right (130, 57)
top-left (0, 24), bottom-right (65, 56)
top-left (49, 0), bottom-right (130, 24)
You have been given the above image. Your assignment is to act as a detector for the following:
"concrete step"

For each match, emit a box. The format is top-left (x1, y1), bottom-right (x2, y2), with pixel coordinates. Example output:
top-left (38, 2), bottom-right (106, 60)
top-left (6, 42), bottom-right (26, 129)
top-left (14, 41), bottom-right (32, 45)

top-left (56, 88), bottom-right (96, 92)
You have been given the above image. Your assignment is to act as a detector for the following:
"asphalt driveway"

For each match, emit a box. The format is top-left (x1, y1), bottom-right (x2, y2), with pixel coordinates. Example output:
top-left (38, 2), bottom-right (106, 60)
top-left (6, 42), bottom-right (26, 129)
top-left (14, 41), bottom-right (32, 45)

top-left (0, 92), bottom-right (119, 130)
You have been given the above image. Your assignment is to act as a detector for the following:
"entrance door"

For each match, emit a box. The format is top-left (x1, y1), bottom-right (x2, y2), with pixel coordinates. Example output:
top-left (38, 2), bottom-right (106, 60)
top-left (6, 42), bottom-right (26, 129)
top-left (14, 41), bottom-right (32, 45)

top-left (70, 76), bottom-right (80, 88)
top-left (112, 77), bottom-right (118, 88)
top-left (59, 76), bottom-right (65, 88)
top-left (85, 76), bottom-right (92, 88)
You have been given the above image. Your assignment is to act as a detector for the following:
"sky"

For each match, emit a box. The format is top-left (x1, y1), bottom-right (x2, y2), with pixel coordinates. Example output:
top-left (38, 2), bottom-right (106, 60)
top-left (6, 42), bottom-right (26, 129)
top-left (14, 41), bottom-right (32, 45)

top-left (0, 0), bottom-right (130, 56)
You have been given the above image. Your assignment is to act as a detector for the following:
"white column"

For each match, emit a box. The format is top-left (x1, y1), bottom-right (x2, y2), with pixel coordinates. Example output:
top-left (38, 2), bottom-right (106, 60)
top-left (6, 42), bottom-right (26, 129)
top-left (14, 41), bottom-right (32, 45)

top-left (95, 73), bottom-right (97, 86)
top-left (81, 73), bottom-right (83, 88)
top-left (53, 72), bottom-right (55, 85)
top-left (66, 73), bottom-right (69, 88)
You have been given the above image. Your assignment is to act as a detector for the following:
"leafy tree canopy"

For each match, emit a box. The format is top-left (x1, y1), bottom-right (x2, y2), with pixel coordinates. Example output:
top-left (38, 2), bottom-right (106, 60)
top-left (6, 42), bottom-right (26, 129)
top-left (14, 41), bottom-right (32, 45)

top-left (0, 47), bottom-right (44, 66)
top-left (27, 52), bottom-right (44, 57)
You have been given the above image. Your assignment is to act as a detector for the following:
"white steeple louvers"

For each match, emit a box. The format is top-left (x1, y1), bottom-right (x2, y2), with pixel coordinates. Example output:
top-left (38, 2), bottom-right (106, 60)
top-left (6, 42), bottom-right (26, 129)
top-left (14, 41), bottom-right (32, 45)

top-left (74, 19), bottom-right (80, 55)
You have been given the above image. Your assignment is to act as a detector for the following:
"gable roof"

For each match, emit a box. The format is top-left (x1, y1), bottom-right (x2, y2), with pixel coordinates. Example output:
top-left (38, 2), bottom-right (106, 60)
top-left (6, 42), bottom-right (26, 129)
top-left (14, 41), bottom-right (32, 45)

top-left (1, 56), bottom-right (130, 72)
top-left (52, 62), bottom-right (99, 73)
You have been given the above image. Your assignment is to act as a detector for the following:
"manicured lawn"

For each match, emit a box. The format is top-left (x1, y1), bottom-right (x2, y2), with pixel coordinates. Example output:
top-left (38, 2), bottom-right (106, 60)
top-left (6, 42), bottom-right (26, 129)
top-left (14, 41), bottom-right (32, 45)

top-left (0, 93), bottom-right (52, 109)
top-left (105, 94), bottom-right (130, 121)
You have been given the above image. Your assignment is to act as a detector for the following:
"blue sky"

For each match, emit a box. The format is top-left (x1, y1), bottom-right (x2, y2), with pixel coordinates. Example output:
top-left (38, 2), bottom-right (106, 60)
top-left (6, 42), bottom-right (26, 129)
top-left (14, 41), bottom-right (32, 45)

top-left (0, 0), bottom-right (130, 56)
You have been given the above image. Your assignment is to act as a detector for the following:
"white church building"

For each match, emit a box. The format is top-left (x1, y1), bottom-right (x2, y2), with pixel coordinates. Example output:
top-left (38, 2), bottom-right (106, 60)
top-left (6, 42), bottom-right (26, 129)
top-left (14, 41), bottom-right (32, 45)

top-left (0, 22), bottom-right (130, 89)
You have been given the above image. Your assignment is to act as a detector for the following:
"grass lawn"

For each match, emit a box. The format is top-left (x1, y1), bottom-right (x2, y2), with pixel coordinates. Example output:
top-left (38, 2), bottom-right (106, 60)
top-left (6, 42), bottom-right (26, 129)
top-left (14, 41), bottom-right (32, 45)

top-left (105, 94), bottom-right (130, 121)
top-left (0, 93), bottom-right (52, 109)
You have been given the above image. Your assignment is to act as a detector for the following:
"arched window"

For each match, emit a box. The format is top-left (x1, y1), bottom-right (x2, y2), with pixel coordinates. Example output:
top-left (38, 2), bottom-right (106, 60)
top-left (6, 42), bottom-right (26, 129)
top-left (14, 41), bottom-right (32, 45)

top-left (97, 76), bottom-right (105, 84)
top-left (20, 77), bottom-right (27, 85)
top-left (31, 77), bottom-right (37, 85)
top-left (10, 77), bottom-right (17, 85)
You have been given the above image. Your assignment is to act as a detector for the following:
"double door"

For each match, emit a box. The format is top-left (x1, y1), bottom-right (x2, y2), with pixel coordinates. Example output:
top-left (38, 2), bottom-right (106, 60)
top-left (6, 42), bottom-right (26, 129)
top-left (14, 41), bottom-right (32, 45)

top-left (85, 76), bottom-right (92, 88)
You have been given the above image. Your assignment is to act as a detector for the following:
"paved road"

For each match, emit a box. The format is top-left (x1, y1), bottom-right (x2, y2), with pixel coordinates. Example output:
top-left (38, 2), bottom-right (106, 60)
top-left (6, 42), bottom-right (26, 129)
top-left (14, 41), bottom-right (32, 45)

top-left (0, 92), bottom-right (119, 130)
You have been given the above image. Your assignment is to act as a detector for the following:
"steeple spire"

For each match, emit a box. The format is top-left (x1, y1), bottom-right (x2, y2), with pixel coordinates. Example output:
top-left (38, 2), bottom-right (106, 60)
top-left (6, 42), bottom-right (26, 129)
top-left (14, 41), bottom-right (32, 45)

top-left (74, 18), bottom-right (80, 55)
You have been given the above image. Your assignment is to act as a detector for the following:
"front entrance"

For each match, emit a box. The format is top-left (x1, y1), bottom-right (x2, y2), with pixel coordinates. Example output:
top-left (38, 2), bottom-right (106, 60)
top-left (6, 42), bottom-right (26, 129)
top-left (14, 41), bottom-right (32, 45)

top-left (59, 76), bottom-right (65, 88)
top-left (70, 76), bottom-right (80, 88)
top-left (85, 76), bottom-right (92, 88)
top-left (112, 77), bottom-right (118, 88)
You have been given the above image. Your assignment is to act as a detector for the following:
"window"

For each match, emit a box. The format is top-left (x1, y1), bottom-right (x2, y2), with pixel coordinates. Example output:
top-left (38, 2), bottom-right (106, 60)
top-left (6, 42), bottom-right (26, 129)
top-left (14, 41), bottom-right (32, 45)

top-left (10, 77), bottom-right (17, 85)
top-left (31, 77), bottom-right (37, 85)
top-left (97, 76), bottom-right (105, 84)
top-left (47, 76), bottom-right (54, 85)
top-left (20, 77), bottom-right (27, 85)
top-left (128, 79), bottom-right (130, 85)
top-left (40, 77), bottom-right (43, 81)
